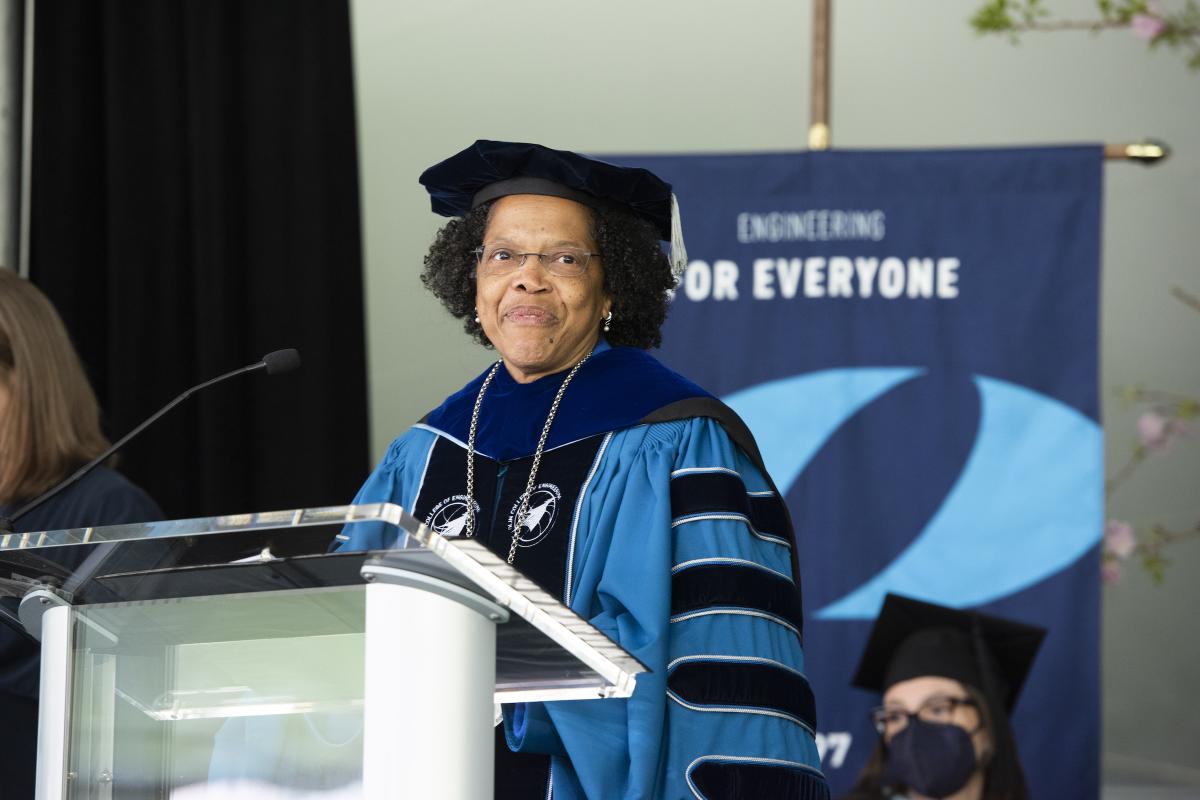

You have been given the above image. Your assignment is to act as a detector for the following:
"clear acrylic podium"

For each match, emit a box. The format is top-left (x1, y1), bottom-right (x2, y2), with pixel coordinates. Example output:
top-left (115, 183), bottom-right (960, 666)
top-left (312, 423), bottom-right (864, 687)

top-left (1, 504), bottom-right (646, 799)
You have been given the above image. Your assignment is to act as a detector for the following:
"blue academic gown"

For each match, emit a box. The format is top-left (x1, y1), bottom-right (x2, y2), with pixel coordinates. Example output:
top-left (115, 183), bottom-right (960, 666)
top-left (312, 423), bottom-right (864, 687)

top-left (335, 342), bottom-right (829, 800)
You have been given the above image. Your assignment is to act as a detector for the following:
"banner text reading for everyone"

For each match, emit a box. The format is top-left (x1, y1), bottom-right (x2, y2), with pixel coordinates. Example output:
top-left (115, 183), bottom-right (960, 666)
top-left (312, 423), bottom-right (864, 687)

top-left (681, 257), bottom-right (961, 301)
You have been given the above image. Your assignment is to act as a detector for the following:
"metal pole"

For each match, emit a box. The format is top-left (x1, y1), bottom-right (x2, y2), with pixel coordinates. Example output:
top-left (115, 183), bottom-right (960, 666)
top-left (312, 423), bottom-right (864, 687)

top-left (803, 1), bottom-right (1167, 164)
top-left (1104, 140), bottom-right (1169, 164)
top-left (17, 0), bottom-right (31, 277)
top-left (0, 0), bottom-right (22, 272)
top-left (809, 0), bottom-right (831, 150)
top-left (36, 604), bottom-right (71, 800)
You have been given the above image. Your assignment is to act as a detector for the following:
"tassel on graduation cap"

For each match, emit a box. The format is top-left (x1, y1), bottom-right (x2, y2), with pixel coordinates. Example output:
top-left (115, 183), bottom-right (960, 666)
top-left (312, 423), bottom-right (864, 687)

top-left (669, 193), bottom-right (688, 279)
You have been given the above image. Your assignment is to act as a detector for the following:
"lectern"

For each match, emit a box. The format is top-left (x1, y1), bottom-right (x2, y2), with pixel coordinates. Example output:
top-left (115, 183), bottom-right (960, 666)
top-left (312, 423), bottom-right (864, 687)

top-left (2, 504), bottom-right (645, 799)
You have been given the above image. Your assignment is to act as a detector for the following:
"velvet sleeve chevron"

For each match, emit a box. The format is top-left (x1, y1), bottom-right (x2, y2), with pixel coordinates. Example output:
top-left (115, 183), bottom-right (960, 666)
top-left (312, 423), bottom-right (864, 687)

top-left (663, 426), bottom-right (828, 800)
top-left (509, 415), bottom-right (829, 800)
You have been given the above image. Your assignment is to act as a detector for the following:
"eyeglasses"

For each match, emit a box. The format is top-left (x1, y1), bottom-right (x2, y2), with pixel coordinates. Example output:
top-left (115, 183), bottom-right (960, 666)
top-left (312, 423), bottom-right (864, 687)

top-left (869, 695), bottom-right (978, 740)
top-left (473, 244), bottom-right (599, 278)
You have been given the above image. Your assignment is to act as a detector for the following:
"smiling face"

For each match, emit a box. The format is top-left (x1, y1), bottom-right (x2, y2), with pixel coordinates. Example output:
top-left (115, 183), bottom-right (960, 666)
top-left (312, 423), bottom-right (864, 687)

top-left (475, 194), bottom-right (611, 383)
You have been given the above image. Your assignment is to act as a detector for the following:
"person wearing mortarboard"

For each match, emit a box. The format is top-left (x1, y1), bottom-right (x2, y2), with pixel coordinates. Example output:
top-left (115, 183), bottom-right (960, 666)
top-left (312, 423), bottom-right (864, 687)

top-left (841, 594), bottom-right (1046, 800)
top-left (333, 142), bottom-right (830, 799)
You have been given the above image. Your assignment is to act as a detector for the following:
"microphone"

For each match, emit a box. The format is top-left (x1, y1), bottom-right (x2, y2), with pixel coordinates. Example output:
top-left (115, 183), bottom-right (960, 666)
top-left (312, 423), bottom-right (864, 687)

top-left (0, 349), bottom-right (302, 533)
top-left (262, 348), bottom-right (301, 375)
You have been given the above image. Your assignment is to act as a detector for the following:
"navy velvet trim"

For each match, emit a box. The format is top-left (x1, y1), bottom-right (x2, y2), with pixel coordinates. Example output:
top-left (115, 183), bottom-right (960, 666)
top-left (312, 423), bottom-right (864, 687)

top-left (669, 661), bottom-right (817, 732)
top-left (690, 761), bottom-right (830, 800)
top-left (671, 564), bottom-right (804, 636)
top-left (422, 345), bottom-right (712, 462)
top-left (648, 396), bottom-right (802, 585)
top-left (641, 397), bottom-right (769, 478)
top-left (670, 472), bottom-right (790, 542)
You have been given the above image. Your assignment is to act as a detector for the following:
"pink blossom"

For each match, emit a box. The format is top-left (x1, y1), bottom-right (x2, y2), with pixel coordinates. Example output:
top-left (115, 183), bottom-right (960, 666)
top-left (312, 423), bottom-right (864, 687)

top-left (1138, 410), bottom-right (1168, 445)
top-left (1131, 13), bottom-right (1166, 40)
top-left (1101, 560), bottom-right (1122, 584)
top-left (1137, 411), bottom-right (1192, 454)
top-left (1105, 520), bottom-right (1137, 559)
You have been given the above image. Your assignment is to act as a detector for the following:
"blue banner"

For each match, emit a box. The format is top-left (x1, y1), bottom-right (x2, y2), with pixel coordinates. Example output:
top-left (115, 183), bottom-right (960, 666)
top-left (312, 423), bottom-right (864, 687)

top-left (615, 148), bottom-right (1102, 798)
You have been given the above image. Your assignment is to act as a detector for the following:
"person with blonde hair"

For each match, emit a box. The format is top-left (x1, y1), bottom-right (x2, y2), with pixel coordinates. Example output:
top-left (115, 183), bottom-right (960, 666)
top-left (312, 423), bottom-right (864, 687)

top-left (0, 267), bottom-right (161, 798)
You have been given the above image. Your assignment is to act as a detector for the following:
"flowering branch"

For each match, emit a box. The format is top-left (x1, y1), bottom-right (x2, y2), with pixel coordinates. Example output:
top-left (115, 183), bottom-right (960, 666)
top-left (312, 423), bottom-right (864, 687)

top-left (1105, 520), bottom-right (1200, 584)
top-left (1103, 285), bottom-right (1200, 584)
top-left (971, 0), bottom-right (1200, 71)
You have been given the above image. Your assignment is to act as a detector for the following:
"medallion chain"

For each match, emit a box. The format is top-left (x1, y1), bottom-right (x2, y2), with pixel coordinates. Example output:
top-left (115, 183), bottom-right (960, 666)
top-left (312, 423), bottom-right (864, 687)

top-left (462, 350), bottom-right (593, 566)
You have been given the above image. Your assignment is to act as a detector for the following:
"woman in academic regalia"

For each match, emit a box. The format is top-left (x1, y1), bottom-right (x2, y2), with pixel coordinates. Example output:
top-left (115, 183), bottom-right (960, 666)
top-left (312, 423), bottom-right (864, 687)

top-left (333, 141), bottom-right (831, 800)
top-left (841, 593), bottom-right (1046, 800)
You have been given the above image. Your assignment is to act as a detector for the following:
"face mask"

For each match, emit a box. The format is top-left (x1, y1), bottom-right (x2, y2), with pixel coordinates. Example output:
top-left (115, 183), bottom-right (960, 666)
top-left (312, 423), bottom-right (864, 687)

top-left (882, 717), bottom-right (977, 798)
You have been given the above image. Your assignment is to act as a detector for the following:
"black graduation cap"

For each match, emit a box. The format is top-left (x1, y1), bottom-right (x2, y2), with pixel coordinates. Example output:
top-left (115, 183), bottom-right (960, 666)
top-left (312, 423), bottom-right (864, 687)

top-left (851, 593), bottom-right (1046, 713)
top-left (419, 140), bottom-right (686, 271)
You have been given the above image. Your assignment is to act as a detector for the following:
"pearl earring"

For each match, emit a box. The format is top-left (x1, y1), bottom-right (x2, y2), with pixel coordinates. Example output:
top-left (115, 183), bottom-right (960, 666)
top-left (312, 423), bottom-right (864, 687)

top-left (602, 311), bottom-right (613, 333)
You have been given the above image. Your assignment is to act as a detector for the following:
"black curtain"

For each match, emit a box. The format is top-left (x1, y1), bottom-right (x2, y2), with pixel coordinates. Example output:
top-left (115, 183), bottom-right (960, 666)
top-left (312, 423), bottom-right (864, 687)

top-left (28, 1), bottom-right (370, 519)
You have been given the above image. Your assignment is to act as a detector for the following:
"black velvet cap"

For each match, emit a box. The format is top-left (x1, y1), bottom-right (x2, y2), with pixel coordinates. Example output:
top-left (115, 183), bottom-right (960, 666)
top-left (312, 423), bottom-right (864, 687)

top-left (851, 594), bottom-right (1046, 713)
top-left (418, 140), bottom-right (676, 241)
